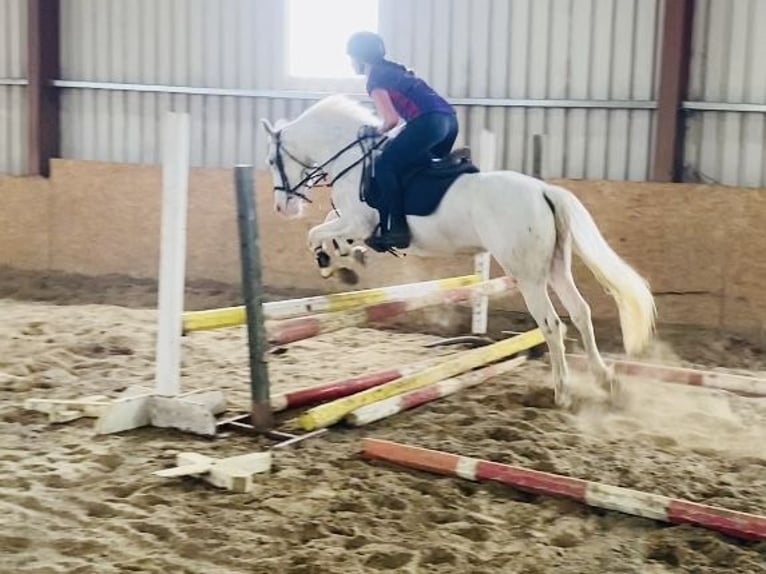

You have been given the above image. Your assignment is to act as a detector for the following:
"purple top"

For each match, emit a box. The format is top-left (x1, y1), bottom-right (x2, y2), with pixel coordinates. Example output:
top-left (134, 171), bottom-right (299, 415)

top-left (366, 61), bottom-right (454, 122)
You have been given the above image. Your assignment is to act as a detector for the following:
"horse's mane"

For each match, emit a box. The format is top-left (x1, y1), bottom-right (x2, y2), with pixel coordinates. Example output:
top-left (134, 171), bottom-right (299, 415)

top-left (294, 94), bottom-right (378, 129)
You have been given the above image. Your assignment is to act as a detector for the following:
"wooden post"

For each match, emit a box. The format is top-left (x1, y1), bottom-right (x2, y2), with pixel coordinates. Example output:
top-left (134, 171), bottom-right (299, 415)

top-left (27, 0), bottom-right (60, 177)
top-left (234, 165), bottom-right (273, 431)
top-left (653, 0), bottom-right (695, 182)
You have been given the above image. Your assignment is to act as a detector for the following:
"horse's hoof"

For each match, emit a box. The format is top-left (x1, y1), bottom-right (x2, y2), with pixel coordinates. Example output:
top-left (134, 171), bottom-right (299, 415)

top-left (336, 267), bottom-right (360, 285)
top-left (554, 387), bottom-right (574, 410)
top-left (315, 250), bottom-right (332, 269)
top-left (527, 343), bottom-right (546, 360)
top-left (351, 246), bottom-right (368, 266)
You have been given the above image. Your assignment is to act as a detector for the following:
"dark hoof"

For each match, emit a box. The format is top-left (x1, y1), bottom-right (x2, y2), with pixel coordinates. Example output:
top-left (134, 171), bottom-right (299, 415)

top-left (336, 267), bottom-right (360, 285)
top-left (316, 250), bottom-right (331, 268)
top-left (527, 343), bottom-right (547, 360)
top-left (351, 246), bottom-right (367, 266)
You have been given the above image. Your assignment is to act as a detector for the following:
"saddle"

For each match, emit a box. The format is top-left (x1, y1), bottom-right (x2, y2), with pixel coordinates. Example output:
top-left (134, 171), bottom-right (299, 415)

top-left (362, 146), bottom-right (480, 222)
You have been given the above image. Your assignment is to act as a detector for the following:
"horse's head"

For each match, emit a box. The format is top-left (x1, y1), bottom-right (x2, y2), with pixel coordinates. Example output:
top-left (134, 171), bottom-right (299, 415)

top-left (260, 96), bottom-right (378, 218)
top-left (261, 118), bottom-right (312, 219)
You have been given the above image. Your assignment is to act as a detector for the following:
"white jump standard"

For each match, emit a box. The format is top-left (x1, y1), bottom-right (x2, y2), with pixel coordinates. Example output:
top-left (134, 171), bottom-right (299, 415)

top-left (25, 112), bottom-right (227, 437)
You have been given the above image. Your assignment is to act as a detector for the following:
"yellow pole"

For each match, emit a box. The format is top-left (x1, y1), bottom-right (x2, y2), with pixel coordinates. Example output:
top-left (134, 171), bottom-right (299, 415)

top-left (182, 274), bottom-right (481, 333)
top-left (298, 329), bottom-right (545, 431)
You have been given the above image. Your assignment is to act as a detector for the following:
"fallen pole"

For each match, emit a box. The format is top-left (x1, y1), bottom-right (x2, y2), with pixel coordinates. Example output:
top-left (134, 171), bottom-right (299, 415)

top-left (271, 341), bottom-right (520, 412)
top-left (267, 277), bottom-right (516, 346)
top-left (568, 354), bottom-right (766, 397)
top-left (346, 356), bottom-right (527, 426)
top-left (270, 363), bottom-right (426, 412)
top-left (361, 439), bottom-right (766, 542)
top-left (182, 274), bottom-right (482, 332)
top-left (298, 329), bottom-right (545, 431)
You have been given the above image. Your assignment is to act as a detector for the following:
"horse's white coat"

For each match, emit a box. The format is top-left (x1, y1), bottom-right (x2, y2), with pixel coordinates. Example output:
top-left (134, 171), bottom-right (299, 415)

top-left (261, 96), bottom-right (656, 406)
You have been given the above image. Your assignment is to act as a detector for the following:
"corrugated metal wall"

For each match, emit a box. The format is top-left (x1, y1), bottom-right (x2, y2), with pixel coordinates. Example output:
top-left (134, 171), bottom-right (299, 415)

top-left (685, 0), bottom-right (766, 187)
top-left (2, 0), bottom-right (760, 184)
top-left (58, 0), bottom-right (663, 180)
top-left (381, 0), bottom-right (662, 180)
top-left (60, 0), bottom-right (308, 168)
top-left (0, 0), bottom-right (27, 175)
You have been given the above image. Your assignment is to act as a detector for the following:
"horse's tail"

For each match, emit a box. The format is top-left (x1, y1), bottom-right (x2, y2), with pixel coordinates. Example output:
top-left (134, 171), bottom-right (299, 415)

top-left (542, 184), bottom-right (656, 355)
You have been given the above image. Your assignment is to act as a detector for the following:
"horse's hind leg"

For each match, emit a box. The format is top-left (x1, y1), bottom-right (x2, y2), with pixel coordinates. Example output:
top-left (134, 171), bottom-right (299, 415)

top-left (548, 239), bottom-right (620, 400)
top-left (516, 278), bottom-right (571, 408)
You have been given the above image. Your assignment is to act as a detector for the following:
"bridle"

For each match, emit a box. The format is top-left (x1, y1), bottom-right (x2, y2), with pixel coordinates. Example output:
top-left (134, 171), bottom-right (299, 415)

top-left (271, 128), bottom-right (387, 207)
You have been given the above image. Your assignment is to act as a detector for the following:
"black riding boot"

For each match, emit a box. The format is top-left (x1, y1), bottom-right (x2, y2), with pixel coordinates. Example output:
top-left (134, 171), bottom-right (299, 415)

top-left (385, 213), bottom-right (411, 248)
top-left (381, 189), bottom-right (411, 249)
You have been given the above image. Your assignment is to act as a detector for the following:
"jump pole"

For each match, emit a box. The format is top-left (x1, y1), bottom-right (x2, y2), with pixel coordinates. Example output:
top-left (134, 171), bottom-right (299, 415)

top-left (182, 275), bottom-right (482, 332)
top-left (271, 344), bottom-right (512, 412)
top-left (233, 165), bottom-right (273, 431)
top-left (271, 362), bottom-right (429, 412)
top-left (568, 354), bottom-right (766, 397)
top-left (346, 356), bottom-right (527, 426)
top-left (362, 439), bottom-right (766, 542)
top-left (298, 328), bottom-right (545, 430)
top-left (267, 277), bottom-right (516, 346)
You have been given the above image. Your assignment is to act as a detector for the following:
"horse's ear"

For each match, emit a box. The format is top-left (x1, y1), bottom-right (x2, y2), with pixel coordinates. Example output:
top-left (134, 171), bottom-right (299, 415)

top-left (260, 118), bottom-right (276, 137)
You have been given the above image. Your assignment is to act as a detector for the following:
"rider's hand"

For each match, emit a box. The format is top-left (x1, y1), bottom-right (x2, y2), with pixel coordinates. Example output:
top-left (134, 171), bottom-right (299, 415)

top-left (359, 125), bottom-right (380, 139)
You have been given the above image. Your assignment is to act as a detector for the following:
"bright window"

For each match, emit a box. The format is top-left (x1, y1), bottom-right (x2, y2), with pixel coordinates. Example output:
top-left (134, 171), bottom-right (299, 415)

top-left (287, 0), bottom-right (379, 79)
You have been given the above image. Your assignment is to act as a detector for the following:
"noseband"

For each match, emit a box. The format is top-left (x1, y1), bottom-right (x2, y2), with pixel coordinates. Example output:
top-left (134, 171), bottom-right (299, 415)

top-left (272, 131), bottom-right (321, 204)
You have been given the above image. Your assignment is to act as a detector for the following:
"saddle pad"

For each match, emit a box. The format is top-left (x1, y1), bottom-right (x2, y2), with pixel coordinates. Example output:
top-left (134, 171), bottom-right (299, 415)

top-left (364, 160), bottom-right (479, 217)
top-left (402, 161), bottom-right (479, 216)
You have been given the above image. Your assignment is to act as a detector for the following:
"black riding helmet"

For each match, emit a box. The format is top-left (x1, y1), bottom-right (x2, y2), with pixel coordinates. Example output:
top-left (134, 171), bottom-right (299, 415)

top-left (346, 31), bottom-right (386, 65)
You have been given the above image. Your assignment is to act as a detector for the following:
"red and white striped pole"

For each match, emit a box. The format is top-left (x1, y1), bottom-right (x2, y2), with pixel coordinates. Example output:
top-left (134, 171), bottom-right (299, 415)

top-left (270, 363), bottom-right (426, 412)
top-left (568, 354), bottom-right (766, 397)
top-left (267, 277), bottom-right (515, 346)
top-left (362, 439), bottom-right (766, 542)
top-left (183, 274), bottom-right (482, 332)
top-left (346, 356), bottom-right (526, 426)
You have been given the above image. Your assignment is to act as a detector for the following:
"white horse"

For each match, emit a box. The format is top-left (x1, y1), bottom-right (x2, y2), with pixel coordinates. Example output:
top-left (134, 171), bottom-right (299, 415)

top-left (260, 95), bottom-right (656, 407)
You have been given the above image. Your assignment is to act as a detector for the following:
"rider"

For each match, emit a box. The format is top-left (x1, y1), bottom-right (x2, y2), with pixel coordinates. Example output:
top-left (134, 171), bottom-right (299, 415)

top-left (346, 31), bottom-right (458, 249)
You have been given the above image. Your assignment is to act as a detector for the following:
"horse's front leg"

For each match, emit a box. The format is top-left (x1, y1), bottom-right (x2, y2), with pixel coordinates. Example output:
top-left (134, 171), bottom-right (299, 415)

top-left (307, 216), bottom-right (369, 284)
top-left (318, 211), bottom-right (369, 267)
top-left (309, 215), bottom-right (345, 277)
